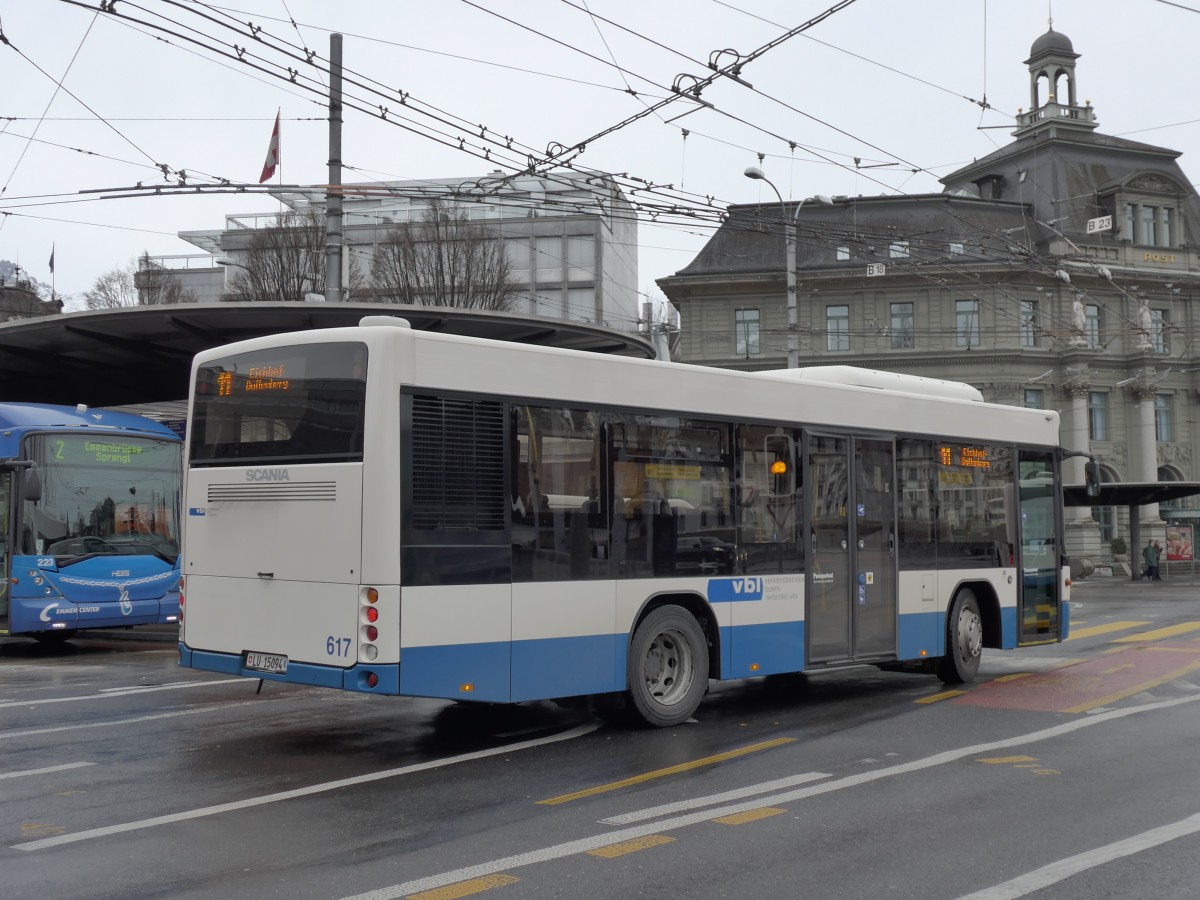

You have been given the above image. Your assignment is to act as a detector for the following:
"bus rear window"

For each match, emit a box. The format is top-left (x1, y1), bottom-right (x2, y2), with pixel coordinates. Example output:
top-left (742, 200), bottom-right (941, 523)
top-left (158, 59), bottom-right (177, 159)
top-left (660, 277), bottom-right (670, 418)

top-left (190, 342), bottom-right (367, 466)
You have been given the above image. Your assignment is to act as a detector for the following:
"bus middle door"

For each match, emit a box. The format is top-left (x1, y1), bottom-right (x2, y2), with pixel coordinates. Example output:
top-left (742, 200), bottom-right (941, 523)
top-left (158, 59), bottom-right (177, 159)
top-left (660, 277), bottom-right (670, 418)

top-left (806, 434), bottom-right (897, 665)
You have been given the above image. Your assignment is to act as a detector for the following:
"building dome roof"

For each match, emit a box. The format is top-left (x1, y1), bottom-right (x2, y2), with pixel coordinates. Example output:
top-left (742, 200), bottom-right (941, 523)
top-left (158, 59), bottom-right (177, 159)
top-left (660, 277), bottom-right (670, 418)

top-left (1030, 27), bottom-right (1075, 58)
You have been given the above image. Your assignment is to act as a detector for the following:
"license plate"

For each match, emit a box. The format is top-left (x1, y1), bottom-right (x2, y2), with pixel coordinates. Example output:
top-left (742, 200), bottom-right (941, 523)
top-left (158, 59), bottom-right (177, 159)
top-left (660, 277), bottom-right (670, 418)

top-left (245, 651), bottom-right (288, 674)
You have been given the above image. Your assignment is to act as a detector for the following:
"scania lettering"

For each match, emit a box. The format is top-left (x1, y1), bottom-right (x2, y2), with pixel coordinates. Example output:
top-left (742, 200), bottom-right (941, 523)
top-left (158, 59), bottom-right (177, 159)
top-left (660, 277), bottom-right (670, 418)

top-left (246, 468), bottom-right (290, 482)
top-left (178, 319), bottom-right (1080, 727)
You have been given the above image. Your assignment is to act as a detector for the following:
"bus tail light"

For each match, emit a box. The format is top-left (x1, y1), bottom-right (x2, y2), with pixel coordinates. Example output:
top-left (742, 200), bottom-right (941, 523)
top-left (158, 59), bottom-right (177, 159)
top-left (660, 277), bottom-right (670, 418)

top-left (179, 577), bottom-right (185, 625)
top-left (360, 586), bottom-right (380, 666)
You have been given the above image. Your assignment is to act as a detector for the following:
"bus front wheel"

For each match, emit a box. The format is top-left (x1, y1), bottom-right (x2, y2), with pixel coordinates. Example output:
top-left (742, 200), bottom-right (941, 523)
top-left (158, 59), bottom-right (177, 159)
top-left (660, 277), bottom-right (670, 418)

top-left (936, 589), bottom-right (982, 684)
top-left (626, 605), bottom-right (709, 727)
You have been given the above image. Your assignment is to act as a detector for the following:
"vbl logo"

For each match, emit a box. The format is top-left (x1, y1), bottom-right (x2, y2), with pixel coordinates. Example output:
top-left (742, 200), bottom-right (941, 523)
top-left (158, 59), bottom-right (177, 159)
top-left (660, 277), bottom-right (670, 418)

top-left (708, 576), bottom-right (765, 603)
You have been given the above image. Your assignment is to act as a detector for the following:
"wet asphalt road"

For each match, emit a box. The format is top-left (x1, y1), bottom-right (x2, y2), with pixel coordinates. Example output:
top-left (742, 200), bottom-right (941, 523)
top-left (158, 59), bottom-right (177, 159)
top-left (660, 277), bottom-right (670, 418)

top-left (3, 576), bottom-right (1200, 899)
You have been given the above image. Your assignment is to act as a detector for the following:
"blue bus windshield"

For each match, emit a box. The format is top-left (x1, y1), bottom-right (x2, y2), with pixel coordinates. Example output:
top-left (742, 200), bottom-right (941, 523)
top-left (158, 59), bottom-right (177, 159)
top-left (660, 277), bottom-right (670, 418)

top-left (21, 434), bottom-right (181, 564)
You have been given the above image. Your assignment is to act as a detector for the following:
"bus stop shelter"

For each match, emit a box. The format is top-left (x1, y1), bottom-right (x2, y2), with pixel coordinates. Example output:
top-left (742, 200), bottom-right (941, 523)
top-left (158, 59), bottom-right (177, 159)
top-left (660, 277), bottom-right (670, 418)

top-left (0, 302), bottom-right (655, 408)
top-left (1064, 481), bottom-right (1200, 580)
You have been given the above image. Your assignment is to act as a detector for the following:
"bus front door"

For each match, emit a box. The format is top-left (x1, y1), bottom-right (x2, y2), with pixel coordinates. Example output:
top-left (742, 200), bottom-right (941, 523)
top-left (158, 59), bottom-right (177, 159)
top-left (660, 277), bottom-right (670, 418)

top-left (1017, 448), bottom-right (1061, 643)
top-left (806, 435), bottom-right (897, 665)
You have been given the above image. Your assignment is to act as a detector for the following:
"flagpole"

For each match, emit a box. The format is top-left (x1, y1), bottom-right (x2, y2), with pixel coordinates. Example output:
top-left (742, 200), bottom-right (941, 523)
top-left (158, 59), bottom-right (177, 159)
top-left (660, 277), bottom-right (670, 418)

top-left (275, 107), bottom-right (282, 213)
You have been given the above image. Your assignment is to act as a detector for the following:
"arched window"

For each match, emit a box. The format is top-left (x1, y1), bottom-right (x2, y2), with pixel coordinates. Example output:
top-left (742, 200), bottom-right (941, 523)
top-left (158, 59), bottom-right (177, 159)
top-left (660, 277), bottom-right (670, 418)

top-left (1159, 465), bottom-right (1185, 515)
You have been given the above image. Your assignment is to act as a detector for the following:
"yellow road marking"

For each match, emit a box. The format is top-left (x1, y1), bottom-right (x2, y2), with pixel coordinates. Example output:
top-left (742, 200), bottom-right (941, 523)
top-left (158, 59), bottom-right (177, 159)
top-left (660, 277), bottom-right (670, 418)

top-left (1067, 621), bottom-right (1151, 641)
top-left (916, 690), bottom-right (967, 704)
top-left (1062, 658), bottom-right (1200, 714)
top-left (586, 835), bottom-right (675, 858)
top-left (1112, 622), bottom-right (1200, 643)
top-left (712, 807), bottom-right (786, 826)
top-left (994, 673), bottom-right (1034, 682)
top-left (1101, 663), bottom-right (1136, 674)
top-left (537, 737), bottom-right (795, 806)
top-left (408, 874), bottom-right (519, 900)
top-left (978, 756), bottom-right (1037, 764)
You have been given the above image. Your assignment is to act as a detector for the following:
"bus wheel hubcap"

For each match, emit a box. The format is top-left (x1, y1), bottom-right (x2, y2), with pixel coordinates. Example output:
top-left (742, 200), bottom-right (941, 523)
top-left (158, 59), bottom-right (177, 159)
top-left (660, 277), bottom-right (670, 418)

top-left (644, 628), bottom-right (693, 706)
top-left (957, 609), bottom-right (982, 661)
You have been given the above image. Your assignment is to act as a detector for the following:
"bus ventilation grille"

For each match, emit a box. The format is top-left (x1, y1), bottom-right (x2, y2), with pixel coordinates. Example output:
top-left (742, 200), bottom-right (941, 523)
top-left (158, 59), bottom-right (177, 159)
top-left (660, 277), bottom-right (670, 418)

top-left (207, 481), bottom-right (337, 502)
top-left (410, 395), bottom-right (505, 531)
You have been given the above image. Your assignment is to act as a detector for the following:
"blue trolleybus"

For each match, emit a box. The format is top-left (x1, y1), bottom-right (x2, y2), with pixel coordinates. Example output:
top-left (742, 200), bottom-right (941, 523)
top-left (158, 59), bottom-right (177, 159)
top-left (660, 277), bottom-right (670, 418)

top-left (0, 402), bottom-right (183, 642)
top-left (177, 317), bottom-right (1092, 727)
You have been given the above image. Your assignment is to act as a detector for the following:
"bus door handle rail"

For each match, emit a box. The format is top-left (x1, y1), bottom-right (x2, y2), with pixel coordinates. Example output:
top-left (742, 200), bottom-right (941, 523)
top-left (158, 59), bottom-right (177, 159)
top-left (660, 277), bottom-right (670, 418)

top-left (257, 572), bottom-right (274, 579)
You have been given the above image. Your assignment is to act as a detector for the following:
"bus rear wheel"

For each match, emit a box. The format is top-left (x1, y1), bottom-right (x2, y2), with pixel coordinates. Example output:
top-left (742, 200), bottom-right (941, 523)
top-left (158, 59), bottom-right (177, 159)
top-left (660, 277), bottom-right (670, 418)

top-left (626, 605), bottom-right (708, 727)
top-left (936, 589), bottom-right (982, 684)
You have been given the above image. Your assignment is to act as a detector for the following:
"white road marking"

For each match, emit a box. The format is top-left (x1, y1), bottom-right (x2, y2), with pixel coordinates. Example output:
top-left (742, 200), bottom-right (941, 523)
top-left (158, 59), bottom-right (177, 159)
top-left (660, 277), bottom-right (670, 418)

top-left (0, 701), bottom-right (262, 740)
top-left (0, 761), bottom-right (96, 780)
top-left (97, 680), bottom-right (200, 693)
top-left (0, 678), bottom-right (246, 709)
top-left (12, 723), bottom-right (599, 851)
top-left (957, 812), bottom-right (1200, 899)
top-left (598, 771), bottom-right (831, 824)
top-left (339, 692), bottom-right (1200, 900)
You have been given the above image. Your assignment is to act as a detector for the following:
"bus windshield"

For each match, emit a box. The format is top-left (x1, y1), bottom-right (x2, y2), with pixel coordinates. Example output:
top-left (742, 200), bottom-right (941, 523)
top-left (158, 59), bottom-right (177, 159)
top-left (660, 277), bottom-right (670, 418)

top-left (190, 342), bottom-right (368, 466)
top-left (23, 434), bottom-right (182, 564)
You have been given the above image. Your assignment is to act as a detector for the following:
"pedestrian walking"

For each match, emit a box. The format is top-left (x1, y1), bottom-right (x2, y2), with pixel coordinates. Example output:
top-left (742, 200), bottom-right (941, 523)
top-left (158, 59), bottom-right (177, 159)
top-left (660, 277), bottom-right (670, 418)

top-left (1153, 540), bottom-right (1164, 580)
top-left (1143, 539), bottom-right (1159, 581)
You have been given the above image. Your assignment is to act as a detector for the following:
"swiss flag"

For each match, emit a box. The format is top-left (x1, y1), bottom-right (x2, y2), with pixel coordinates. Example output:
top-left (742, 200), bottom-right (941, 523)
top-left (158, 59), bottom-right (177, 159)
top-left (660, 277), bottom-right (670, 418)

top-left (259, 109), bottom-right (280, 183)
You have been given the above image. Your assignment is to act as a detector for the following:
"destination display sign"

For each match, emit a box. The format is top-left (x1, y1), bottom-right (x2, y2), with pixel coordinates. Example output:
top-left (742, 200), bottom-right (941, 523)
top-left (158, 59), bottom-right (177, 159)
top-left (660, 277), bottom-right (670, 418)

top-left (939, 444), bottom-right (993, 469)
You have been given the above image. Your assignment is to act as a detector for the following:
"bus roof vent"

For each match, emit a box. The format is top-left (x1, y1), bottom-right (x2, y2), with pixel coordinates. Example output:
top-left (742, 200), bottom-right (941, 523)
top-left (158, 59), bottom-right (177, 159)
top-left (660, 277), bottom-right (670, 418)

top-left (759, 365), bottom-right (984, 402)
top-left (359, 316), bottom-right (411, 329)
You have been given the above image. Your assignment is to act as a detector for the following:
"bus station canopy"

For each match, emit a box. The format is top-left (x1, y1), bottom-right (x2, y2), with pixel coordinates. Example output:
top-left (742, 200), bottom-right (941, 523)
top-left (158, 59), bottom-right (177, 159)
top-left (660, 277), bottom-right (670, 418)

top-left (0, 302), bottom-right (655, 407)
top-left (1063, 482), bottom-right (1200, 507)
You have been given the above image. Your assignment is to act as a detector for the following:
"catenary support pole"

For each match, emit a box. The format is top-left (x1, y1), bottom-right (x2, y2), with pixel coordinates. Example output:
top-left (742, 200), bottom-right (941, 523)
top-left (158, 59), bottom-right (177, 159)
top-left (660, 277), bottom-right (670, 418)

top-left (325, 33), bottom-right (344, 303)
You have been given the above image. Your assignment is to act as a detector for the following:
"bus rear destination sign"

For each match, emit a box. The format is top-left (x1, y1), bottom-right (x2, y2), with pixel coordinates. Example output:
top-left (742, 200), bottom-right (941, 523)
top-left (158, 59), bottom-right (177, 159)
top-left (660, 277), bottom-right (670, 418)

top-left (216, 364), bottom-right (292, 396)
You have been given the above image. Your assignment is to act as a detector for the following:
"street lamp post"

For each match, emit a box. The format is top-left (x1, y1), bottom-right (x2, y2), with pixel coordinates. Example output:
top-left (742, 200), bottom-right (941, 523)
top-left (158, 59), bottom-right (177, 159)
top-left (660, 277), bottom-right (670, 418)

top-left (744, 166), bottom-right (797, 368)
top-left (744, 167), bottom-right (833, 369)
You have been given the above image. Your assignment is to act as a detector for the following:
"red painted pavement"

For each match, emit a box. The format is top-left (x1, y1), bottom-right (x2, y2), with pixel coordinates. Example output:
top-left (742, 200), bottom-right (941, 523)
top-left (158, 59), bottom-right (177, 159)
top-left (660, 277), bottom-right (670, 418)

top-left (952, 642), bottom-right (1200, 713)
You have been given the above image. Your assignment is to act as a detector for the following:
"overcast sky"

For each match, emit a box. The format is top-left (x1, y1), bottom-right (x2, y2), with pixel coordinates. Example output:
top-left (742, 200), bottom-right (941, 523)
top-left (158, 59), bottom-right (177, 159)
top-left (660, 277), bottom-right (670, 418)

top-left (3, 0), bottom-right (1199, 317)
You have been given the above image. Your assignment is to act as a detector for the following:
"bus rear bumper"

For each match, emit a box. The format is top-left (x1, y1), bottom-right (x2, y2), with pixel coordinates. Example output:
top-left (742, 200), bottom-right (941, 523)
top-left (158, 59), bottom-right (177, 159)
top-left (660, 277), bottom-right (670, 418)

top-left (178, 644), bottom-right (400, 694)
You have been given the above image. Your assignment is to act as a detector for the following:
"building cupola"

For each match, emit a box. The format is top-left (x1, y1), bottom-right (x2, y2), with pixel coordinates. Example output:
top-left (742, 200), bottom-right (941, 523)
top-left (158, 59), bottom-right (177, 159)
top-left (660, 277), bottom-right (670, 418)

top-left (1013, 23), bottom-right (1098, 137)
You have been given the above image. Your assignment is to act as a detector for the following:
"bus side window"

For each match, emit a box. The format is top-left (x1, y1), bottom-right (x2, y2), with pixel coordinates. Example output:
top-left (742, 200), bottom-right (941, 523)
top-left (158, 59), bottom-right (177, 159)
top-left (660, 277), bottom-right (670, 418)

top-left (512, 404), bottom-right (607, 583)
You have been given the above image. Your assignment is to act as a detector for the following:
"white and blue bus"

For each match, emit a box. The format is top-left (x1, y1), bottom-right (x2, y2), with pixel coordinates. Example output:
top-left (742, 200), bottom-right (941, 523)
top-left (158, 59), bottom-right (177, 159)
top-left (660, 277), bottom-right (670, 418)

top-left (0, 402), bottom-right (182, 642)
top-left (179, 317), bottom-right (1079, 726)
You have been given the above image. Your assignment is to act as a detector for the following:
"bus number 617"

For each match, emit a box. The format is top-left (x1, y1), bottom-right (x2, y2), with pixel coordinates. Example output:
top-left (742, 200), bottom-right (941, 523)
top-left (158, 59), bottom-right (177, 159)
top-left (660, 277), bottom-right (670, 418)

top-left (326, 636), bottom-right (352, 657)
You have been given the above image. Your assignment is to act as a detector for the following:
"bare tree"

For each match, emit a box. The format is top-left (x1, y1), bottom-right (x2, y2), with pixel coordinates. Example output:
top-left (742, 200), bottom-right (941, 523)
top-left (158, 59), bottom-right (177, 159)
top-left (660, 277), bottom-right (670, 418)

top-left (225, 209), bottom-right (326, 302)
top-left (370, 199), bottom-right (520, 310)
top-left (83, 267), bottom-right (137, 309)
top-left (83, 253), bottom-right (196, 309)
top-left (223, 209), bottom-right (364, 302)
top-left (134, 253), bottom-right (196, 305)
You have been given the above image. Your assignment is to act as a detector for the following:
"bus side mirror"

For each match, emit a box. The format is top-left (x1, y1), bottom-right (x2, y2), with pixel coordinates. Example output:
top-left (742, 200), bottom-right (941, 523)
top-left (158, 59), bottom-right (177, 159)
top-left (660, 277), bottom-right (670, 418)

top-left (20, 463), bottom-right (42, 503)
top-left (1085, 459), bottom-right (1101, 498)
